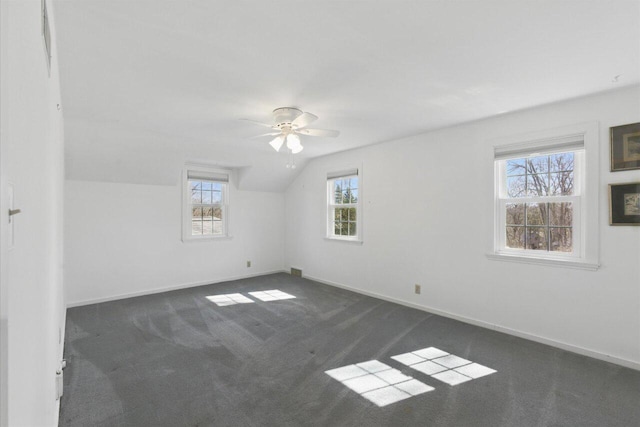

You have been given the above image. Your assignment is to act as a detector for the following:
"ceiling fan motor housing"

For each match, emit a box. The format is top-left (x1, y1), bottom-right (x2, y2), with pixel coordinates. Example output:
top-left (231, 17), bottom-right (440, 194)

top-left (272, 107), bottom-right (303, 128)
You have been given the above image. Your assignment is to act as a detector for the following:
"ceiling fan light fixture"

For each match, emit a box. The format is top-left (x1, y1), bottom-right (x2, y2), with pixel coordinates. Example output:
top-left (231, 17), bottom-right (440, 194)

top-left (286, 133), bottom-right (303, 153)
top-left (269, 135), bottom-right (285, 152)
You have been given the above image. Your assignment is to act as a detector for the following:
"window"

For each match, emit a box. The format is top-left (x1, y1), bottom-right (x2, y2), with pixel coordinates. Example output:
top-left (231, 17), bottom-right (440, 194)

top-left (182, 166), bottom-right (229, 241)
top-left (498, 150), bottom-right (580, 254)
top-left (490, 122), bottom-right (599, 270)
top-left (327, 169), bottom-right (361, 241)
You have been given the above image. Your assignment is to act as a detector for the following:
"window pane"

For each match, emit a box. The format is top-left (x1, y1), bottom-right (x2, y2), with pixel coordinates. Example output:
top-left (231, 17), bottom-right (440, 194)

top-left (506, 203), bottom-right (524, 225)
top-left (526, 203), bottom-right (547, 225)
top-left (202, 207), bottom-right (213, 220)
top-left (550, 152), bottom-right (574, 172)
top-left (342, 188), bottom-right (351, 204)
top-left (550, 228), bottom-right (572, 252)
top-left (190, 181), bottom-right (201, 191)
top-left (192, 207), bottom-right (202, 219)
top-left (527, 174), bottom-right (549, 196)
top-left (350, 188), bottom-right (358, 203)
top-left (201, 191), bottom-right (212, 204)
top-left (334, 222), bottom-right (340, 235)
top-left (212, 191), bottom-right (222, 203)
top-left (213, 207), bottom-right (222, 220)
top-left (202, 220), bottom-right (213, 235)
top-left (527, 155), bottom-right (549, 174)
top-left (348, 208), bottom-right (356, 221)
top-left (334, 181), bottom-right (342, 204)
top-left (191, 187), bottom-right (202, 204)
top-left (506, 158), bottom-right (526, 176)
top-left (213, 221), bottom-right (223, 234)
top-left (506, 176), bottom-right (526, 198)
top-left (212, 182), bottom-right (222, 191)
top-left (191, 219), bottom-right (203, 235)
top-left (340, 208), bottom-right (349, 221)
top-left (349, 178), bottom-right (358, 190)
top-left (549, 171), bottom-right (574, 196)
top-left (526, 227), bottom-right (548, 250)
top-left (506, 226), bottom-right (524, 249)
top-left (201, 181), bottom-right (212, 191)
top-left (348, 222), bottom-right (357, 236)
top-left (549, 202), bottom-right (572, 226)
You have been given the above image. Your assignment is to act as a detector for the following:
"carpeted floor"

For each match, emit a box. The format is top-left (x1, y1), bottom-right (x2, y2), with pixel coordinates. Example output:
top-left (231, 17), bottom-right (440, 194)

top-left (60, 273), bottom-right (640, 426)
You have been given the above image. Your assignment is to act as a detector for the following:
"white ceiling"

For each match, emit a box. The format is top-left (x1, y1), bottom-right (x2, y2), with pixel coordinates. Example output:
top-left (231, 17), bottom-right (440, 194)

top-left (54, 0), bottom-right (640, 191)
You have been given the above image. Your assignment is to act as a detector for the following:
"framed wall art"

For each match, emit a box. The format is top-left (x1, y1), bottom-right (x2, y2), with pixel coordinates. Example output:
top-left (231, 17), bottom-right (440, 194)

top-left (610, 122), bottom-right (640, 172)
top-left (609, 182), bottom-right (640, 226)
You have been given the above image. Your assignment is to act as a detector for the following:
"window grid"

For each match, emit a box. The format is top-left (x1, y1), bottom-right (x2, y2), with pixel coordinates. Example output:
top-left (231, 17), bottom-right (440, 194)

top-left (189, 180), bottom-right (225, 236)
top-left (500, 151), bottom-right (578, 255)
top-left (328, 175), bottom-right (359, 238)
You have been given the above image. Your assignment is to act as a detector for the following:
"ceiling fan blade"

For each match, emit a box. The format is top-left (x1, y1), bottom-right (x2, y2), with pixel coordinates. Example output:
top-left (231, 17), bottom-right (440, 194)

top-left (292, 112), bottom-right (318, 129)
top-left (249, 132), bottom-right (282, 139)
top-left (297, 128), bottom-right (340, 138)
top-left (240, 118), bottom-right (276, 128)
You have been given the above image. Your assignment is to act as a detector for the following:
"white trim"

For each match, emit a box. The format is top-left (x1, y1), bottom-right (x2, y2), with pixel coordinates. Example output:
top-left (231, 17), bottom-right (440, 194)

top-left (182, 235), bottom-right (234, 243)
top-left (65, 270), bottom-right (286, 308)
top-left (54, 306), bottom-right (67, 426)
top-left (327, 168), bottom-right (358, 180)
top-left (323, 237), bottom-right (364, 245)
top-left (486, 253), bottom-right (599, 271)
top-left (302, 273), bottom-right (639, 371)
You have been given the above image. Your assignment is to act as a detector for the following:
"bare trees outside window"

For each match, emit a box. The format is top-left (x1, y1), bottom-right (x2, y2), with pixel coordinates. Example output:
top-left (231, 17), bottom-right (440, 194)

top-left (190, 180), bottom-right (225, 236)
top-left (501, 152), bottom-right (576, 253)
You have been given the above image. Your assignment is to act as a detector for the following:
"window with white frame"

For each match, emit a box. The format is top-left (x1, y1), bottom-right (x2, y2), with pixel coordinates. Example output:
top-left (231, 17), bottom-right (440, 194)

top-left (497, 150), bottom-right (581, 254)
top-left (183, 167), bottom-right (229, 240)
top-left (491, 123), bottom-right (599, 269)
top-left (327, 169), bottom-right (361, 240)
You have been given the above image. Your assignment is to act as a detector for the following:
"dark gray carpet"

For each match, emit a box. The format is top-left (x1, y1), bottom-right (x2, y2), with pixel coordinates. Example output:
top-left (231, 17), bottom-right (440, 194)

top-left (60, 273), bottom-right (640, 426)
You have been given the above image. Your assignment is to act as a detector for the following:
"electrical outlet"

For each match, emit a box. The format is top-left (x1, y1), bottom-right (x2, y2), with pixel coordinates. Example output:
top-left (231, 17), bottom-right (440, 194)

top-left (246, 260), bottom-right (251, 268)
top-left (414, 284), bottom-right (421, 294)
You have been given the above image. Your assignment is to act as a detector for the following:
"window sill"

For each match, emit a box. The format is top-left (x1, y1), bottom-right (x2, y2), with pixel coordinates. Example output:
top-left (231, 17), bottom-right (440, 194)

top-left (486, 252), bottom-right (599, 271)
top-left (182, 235), bottom-right (233, 243)
top-left (324, 237), bottom-right (364, 245)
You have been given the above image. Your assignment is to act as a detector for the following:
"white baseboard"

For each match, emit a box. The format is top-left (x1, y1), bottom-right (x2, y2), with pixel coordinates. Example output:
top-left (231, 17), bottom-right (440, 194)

top-left (54, 306), bottom-right (67, 427)
top-left (66, 270), bottom-right (288, 308)
top-left (303, 274), bottom-right (640, 372)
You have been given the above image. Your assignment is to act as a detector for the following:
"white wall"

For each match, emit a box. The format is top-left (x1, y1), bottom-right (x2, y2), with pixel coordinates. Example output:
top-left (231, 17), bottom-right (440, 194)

top-left (285, 86), bottom-right (640, 368)
top-left (0, 0), bottom-right (66, 426)
top-left (64, 180), bottom-right (285, 305)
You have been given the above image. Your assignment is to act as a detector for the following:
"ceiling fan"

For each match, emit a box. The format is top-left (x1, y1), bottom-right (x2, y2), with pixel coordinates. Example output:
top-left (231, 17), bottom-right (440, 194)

top-left (242, 107), bottom-right (340, 154)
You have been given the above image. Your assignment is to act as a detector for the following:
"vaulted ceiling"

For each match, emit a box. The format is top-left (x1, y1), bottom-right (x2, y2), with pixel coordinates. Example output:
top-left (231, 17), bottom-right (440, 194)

top-left (54, 0), bottom-right (640, 191)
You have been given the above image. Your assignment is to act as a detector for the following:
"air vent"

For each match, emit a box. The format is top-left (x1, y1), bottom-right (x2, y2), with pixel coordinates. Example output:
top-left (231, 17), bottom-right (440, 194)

top-left (291, 268), bottom-right (302, 277)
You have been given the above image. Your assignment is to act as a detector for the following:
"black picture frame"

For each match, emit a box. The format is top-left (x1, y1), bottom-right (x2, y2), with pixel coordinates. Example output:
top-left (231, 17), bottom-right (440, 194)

top-left (610, 122), bottom-right (640, 172)
top-left (609, 183), bottom-right (640, 226)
